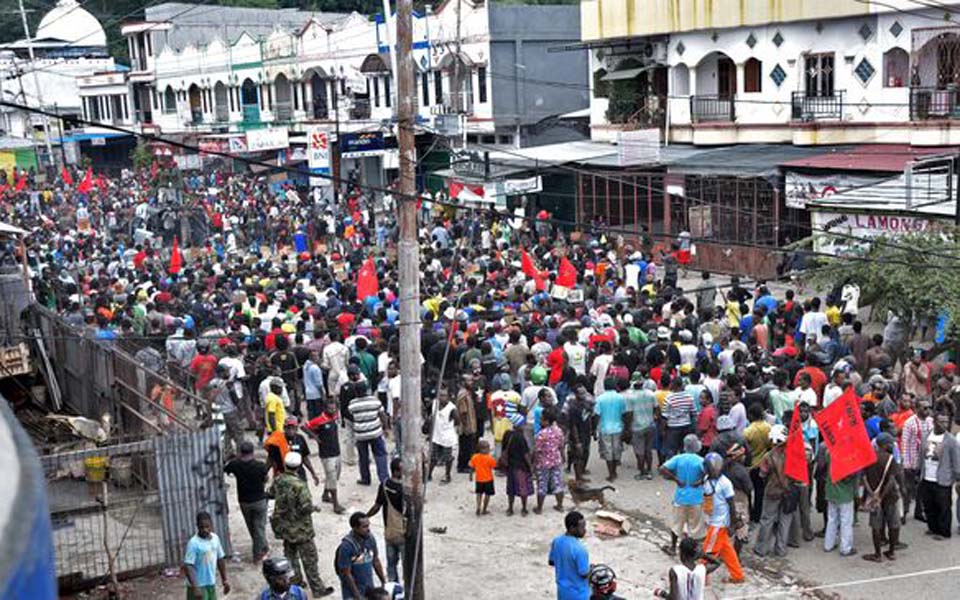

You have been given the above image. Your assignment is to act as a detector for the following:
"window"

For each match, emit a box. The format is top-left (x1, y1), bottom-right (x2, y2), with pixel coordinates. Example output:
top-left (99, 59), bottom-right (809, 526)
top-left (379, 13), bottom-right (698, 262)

top-left (90, 96), bottom-right (102, 120)
top-left (163, 86), bottom-right (176, 113)
top-left (481, 134), bottom-right (496, 144)
top-left (373, 77), bottom-right (380, 107)
top-left (805, 53), bottom-right (835, 97)
top-left (385, 75), bottom-right (392, 108)
top-left (717, 57), bottom-right (736, 97)
top-left (434, 71), bottom-right (443, 105)
top-left (421, 72), bottom-right (429, 106)
top-left (466, 134), bottom-right (478, 143)
top-left (498, 134), bottom-right (513, 145)
top-left (478, 66), bottom-right (487, 103)
top-left (744, 58), bottom-right (762, 93)
top-left (883, 47), bottom-right (908, 87)
top-left (672, 65), bottom-right (690, 95)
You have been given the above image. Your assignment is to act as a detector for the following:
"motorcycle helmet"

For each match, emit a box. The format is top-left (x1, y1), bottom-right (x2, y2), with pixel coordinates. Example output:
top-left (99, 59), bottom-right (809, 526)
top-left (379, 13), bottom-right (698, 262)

top-left (589, 564), bottom-right (617, 595)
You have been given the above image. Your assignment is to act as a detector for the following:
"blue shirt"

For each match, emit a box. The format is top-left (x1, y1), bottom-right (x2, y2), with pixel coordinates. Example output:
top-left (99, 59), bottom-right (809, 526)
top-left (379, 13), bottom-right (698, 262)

top-left (663, 453), bottom-right (705, 506)
top-left (757, 294), bottom-right (779, 316)
top-left (336, 533), bottom-right (378, 599)
top-left (183, 533), bottom-right (224, 587)
top-left (548, 534), bottom-right (590, 600)
top-left (594, 391), bottom-right (626, 435)
top-left (260, 584), bottom-right (307, 600)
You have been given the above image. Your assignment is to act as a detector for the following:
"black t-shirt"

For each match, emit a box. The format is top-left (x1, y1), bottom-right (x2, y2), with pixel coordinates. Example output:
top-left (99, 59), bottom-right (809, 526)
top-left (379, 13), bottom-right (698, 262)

top-left (224, 458), bottom-right (270, 503)
top-left (308, 415), bottom-right (341, 458)
top-left (267, 433), bottom-right (311, 480)
top-left (375, 478), bottom-right (404, 529)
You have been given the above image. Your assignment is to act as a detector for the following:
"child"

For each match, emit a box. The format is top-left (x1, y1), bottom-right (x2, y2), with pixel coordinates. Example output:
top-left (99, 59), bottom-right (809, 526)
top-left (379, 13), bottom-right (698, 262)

top-left (468, 440), bottom-right (497, 515)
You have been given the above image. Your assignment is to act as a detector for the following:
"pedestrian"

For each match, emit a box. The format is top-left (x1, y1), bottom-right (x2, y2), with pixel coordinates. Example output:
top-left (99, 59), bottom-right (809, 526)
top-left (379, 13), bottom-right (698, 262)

top-left (336, 512), bottom-right (386, 600)
top-left (469, 439), bottom-right (497, 516)
top-left (428, 390), bottom-right (459, 484)
top-left (303, 400), bottom-right (346, 514)
top-left (659, 434), bottom-right (705, 556)
top-left (862, 433), bottom-right (905, 562)
top-left (259, 557), bottom-right (307, 600)
top-left (918, 405), bottom-right (960, 539)
top-left (502, 426), bottom-right (534, 516)
top-left (624, 376), bottom-right (657, 480)
top-left (366, 458), bottom-right (405, 582)
top-left (900, 398), bottom-right (933, 522)
top-left (594, 378), bottom-right (627, 482)
top-left (224, 440), bottom-right (270, 562)
top-left (269, 452), bottom-right (334, 597)
top-left (182, 511), bottom-right (230, 600)
top-left (548, 510), bottom-right (590, 600)
top-left (265, 379), bottom-right (287, 435)
top-left (822, 445), bottom-right (858, 557)
top-left (455, 373), bottom-right (479, 474)
top-left (701, 452), bottom-right (745, 583)
top-left (653, 537), bottom-right (720, 600)
top-left (266, 417), bottom-right (320, 485)
top-left (754, 425), bottom-right (795, 558)
top-left (207, 364), bottom-right (246, 458)
top-left (303, 350), bottom-right (326, 420)
top-left (348, 380), bottom-right (389, 486)
top-left (534, 408), bottom-right (567, 514)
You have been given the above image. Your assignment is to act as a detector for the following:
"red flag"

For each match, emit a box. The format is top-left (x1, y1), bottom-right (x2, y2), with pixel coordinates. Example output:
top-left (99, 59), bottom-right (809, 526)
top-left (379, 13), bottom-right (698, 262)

top-left (77, 167), bottom-right (93, 194)
top-left (814, 387), bottom-right (877, 483)
top-left (521, 250), bottom-right (538, 278)
top-left (169, 236), bottom-right (183, 275)
top-left (783, 402), bottom-right (810, 485)
top-left (356, 257), bottom-right (379, 301)
top-left (61, 166), bottom-right (73, 186)
top-left (95, 173), bottom-right (107, 193)
top-left (150, 160), bottom-right (159, 180)
top-left (556, 256), bottom-right (577, 288)
top-left (14, 174), bottom-right (27, 192)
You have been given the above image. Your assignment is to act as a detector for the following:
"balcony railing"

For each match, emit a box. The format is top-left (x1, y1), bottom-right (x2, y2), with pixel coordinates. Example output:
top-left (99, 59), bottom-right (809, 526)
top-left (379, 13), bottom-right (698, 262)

top-left (350, 99), bottom-right (371, 120)
top-left (791, 91), bottom-right (844, 121)
top-left (274, 101), bottom-right (293, 121)
top-left (910, 86), bottom-right (960, 120)
top-left (690, 95), bottom-right (735, 123)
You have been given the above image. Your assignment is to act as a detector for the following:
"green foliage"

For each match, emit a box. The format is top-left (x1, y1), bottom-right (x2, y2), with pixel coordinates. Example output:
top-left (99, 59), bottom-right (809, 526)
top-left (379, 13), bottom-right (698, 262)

top-left (805, 229), bottom-right (960, 340)
top-left (129, 141), bottom-right (152, 170)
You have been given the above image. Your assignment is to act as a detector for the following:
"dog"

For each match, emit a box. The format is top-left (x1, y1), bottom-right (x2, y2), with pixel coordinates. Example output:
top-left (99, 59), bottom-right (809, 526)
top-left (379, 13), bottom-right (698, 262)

top-left (567, 479), bottom-right (615, 507)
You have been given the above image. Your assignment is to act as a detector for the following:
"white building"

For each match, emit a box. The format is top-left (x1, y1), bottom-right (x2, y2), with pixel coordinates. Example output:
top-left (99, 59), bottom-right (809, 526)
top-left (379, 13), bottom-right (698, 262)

top-left (0, 0), bottom-right (114, 145)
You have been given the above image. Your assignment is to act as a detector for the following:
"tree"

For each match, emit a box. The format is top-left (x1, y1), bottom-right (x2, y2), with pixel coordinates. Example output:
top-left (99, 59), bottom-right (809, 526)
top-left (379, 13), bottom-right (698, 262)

top-left (129, 141), bottom-right (152, 170)
top-left (805, 228), bottom-right (960, 345)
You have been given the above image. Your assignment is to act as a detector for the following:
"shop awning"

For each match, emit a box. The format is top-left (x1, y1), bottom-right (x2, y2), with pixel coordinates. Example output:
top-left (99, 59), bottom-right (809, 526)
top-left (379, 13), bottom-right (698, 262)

top-left (601, 66), bottom-right (651, 81)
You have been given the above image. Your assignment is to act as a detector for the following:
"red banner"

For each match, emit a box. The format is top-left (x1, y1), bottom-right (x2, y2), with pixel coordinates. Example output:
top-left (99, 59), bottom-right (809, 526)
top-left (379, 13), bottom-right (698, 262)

top-left (784, 403), bottom-right (809, 485)
top-left (77, 167), bottom-right (93, 194)
top-left (813, 388), bottom-right (877, 483)
top-left (61, 166), bottom-right (73, 186)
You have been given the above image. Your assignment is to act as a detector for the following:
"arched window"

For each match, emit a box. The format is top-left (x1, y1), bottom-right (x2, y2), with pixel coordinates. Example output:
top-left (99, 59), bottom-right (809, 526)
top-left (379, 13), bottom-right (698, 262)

top-left (162, 86), bottom-right (176, 114)
top-left (744, 58), bottom-right (762, 93)
top-left (883, 47), bottom-right (909, 87)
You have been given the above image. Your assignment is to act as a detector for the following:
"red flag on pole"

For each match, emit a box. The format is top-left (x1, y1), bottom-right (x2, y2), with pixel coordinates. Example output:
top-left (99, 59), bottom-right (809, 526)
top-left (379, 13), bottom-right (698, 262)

top-left (14, 174), bottom-right (27, 192)
top-left (95, 173), bottom-right (107, 193)
top-left (783, 402), bottom-right (810, 485)
top-left (77, 167), bottom-right (93, 194)
top-left (521, 250), bottom-right (538, 278)
top-left (813, 387), bottom-right (877, 483)
top-left (356, 257), bottom-right (379, 301)
top-left (169, 236), bottom-right (183, 275)
top-left (61, 166), bottom-right (73, 186)
top-left (556, 256), bottom-right (578, 288)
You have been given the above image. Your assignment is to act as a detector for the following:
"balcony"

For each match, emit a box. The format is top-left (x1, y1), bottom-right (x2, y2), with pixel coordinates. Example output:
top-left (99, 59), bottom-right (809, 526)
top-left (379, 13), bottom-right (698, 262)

top-left (606, 94), bottom-right (666, 129)
top-left (350, 99), bottom-right (371, 120)
top-left (910, 87), bottom-right (960, 120)
top-left (791, 91), bottom-right (844, 121)
top-left (274, 101), bottom-right (293, 122)
top-left (690, 95), bottom-right (735, 123)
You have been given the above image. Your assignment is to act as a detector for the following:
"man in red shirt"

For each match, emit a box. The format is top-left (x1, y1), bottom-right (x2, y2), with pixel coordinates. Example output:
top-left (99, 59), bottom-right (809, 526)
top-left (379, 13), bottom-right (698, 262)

top-left (189, 340), bottom-right (219, 396)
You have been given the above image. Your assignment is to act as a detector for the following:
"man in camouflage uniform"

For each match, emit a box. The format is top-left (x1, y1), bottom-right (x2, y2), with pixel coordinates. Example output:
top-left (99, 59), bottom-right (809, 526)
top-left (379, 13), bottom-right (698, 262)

top-left (270, 452), bottom-right (334, 597)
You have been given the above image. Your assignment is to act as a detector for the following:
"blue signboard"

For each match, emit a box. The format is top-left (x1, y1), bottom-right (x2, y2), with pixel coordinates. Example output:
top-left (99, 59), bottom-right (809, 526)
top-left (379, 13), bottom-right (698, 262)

top-left (341, 132), bottom-right (385, 157)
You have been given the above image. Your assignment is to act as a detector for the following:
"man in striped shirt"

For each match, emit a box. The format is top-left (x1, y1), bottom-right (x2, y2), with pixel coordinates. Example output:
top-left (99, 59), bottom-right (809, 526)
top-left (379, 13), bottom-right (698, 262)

top-left (348, 382), bottom-right (388, 486)
top-left (663, 377), bottom-right (697, 461)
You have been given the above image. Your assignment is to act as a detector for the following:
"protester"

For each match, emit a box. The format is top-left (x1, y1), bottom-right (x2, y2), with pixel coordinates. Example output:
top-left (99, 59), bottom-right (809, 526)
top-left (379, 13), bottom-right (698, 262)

top-left (224, 440), bottom-right (270, 562)
top-left (183, 511), bottom-right (230, 600)
top-left (336, 512), bottom-right (386, 600)
top-left (548, 510), bottom-right (590, 600)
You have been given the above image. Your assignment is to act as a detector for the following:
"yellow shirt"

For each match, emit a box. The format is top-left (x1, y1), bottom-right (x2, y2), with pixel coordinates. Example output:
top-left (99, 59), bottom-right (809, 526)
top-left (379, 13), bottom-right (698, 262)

top-left (265, 392), bottom-right (286, 434)
top-left (725, 300), bottom-right (742, 328)
top-left (825, 305), bottom-right (841, 327)
top-left (743, 421), bottom-right (772, 468)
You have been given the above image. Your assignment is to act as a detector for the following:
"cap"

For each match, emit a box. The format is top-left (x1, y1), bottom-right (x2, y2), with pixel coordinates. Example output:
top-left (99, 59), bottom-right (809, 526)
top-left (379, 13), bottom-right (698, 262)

top-left (657, 326), bottom-right (670, 340)
top-left (284, 451), bottom-right (303, 469)
top-left (284, 417), bottom-right (299, 427)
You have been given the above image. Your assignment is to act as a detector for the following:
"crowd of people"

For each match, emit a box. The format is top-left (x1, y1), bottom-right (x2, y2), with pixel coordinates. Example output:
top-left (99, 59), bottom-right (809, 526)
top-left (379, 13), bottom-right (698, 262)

top-left (3, 162), bottom-right (960, 600)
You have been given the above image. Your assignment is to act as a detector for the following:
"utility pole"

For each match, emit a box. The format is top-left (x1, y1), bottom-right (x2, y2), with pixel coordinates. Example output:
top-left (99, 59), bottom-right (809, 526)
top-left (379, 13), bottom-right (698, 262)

top-left (397, 0), bottom-right (423, 594)
top-left (326, 28), bottom-right (341, 209)
top-left (18, 0), bottom-right (54, 167)
top-left (54, 103), bottom-right (67, 166)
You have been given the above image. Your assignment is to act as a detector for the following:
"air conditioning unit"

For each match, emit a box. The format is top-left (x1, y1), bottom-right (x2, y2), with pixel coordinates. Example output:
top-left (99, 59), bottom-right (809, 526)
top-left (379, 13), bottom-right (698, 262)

top-left (643, 41), bottom-right (668, 63)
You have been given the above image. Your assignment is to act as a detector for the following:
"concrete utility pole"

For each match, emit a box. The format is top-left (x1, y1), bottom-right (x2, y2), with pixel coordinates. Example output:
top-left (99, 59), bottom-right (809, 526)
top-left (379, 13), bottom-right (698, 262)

top-left (18, 0), bottom-right (55, 166)
top-left (396, 0), bottom-right (424, 594)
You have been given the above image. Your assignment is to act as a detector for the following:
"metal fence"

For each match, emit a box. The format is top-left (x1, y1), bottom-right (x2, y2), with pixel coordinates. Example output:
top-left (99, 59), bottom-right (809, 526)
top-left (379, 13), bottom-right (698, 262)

top-left (40, 427), bottom-right (231, 591)
top-left (27, 306), bottom-right (202, 440)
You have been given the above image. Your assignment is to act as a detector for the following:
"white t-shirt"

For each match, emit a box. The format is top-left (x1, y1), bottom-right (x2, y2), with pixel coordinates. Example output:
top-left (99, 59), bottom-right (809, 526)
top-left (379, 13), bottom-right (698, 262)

top-left (670, 563), bottom-right (706, 600)
top-left (564, 342), bottom-right (587, 375)
top-left (432, 403), bottom-right (458, 448)
top-left (624, 263), bottom-right (641, 290)
top-left (924, 432), bottom-right (944, 482)
top-left (800, 311), bottom-right (829, 343)
top-left (792, 387), bottom-right (819, 408)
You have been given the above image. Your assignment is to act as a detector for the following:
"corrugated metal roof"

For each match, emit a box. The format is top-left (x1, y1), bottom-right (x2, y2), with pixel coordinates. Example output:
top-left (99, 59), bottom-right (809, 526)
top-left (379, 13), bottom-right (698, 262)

top-left (780, 144), bottom-right (959, 173)
top-left (482, 140), bottom-right (618, 167)
top-left (666, 144), bottom-right (847, 177)
top-left (0, 137), bottom-right (36, 151)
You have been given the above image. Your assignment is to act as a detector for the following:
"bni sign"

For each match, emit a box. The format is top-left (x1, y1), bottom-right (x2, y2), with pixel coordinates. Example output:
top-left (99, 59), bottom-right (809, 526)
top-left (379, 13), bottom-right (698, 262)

top-left (307, 126), bottom-right (330, 177)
